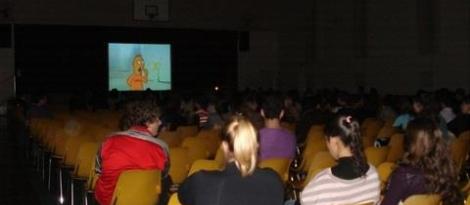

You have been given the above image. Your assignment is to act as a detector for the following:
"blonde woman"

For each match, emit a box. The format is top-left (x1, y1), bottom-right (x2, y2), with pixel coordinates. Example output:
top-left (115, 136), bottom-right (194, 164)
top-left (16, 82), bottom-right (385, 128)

top-left (178, 116), bottom-right (284, 205)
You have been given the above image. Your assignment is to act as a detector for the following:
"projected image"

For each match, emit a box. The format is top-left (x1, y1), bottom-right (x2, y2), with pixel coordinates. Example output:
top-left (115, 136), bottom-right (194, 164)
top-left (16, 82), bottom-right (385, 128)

top-left (108, 43), bottom-right (171, 91)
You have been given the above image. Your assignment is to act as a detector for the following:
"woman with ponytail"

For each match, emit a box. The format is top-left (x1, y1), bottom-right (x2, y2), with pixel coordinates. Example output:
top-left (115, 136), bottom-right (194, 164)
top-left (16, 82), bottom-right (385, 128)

top-left (300, 115), bottom-right (380, 205)
top-left (178, 116), bottom-right (284, 205)
top-left (381, 117), bottom-right (463, 205)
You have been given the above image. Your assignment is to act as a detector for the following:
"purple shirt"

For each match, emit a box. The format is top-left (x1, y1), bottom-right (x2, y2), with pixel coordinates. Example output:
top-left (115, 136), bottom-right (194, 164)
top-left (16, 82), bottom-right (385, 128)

top-left (258, 128), bottom-right (296, 161)
top-left (381, 165), bottom-right (427, 205)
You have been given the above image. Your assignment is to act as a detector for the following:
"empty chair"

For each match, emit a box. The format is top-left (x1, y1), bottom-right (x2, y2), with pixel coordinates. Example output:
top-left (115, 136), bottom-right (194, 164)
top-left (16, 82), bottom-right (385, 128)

top-left (111, 169), bottom-right (161, 205)
top-left (181, 137), bottom-right (210, 164)
top-left (188, 159), bottom-right (221, 176)
top-left (159, 131), bottom-right (182, 148)
top-left (214, 146), bottom-right (225, 167)
top-left (365, 147), bottom-right (389, 167)
top-left (176, 125), bottom-right (198, 139)
top-left (361, 118), bottom-right (384, 148)
top-left (258, 158), bottom-right (291, 183)
top-left (70, 142), bottom-right (99, 205)
top-left (377, 162), bottom-right (395, 190)
top-left (196, 129), bottom-right (222, 157)
top-left (302, 151), bottom-right (336, 188)
top-left (450, 135), bottom-right (470, 172)
top-left (386, 133), bottom-right (404, 162)
top-left (168, 147), bottom-right (191, 184)
top-left (402, 194), bottom-right (441, 205)
top-left (299, 138), bottom-right (327, 172)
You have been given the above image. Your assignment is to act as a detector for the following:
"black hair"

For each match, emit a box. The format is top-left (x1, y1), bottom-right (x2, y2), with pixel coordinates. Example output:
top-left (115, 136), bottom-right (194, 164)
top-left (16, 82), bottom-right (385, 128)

top-left (325, 115), bottom-right (368, 176)
top-left (261, 95), bottom-right (284, 119)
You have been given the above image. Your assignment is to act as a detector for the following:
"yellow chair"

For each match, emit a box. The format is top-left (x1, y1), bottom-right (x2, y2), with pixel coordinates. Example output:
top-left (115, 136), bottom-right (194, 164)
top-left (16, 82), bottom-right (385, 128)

top-left (302, 151), bottom-right (336, 188)
top-left (168, 193), bottom-right (182, 205)
top-left (168, 147), bottom-right (191, 184)
top-left (377, 162), bottom-right (395, 191)
top-left (176, 125), bottom-right (198, 139)
top-left (259, 158), bottom-right (291, 183)
top-left (361, 118), bottom-right (384, 148)
top-left (181, 137), bottom-right (210, 164)
top-left (386, 133), bottom-right (404, 162)
top-left (299, 138), bottom-right (327, 172)
top-left (365, 147), bottom-right (389, 167)
top-left (214, 146), bottom-right (225, 167)
top-left (70, 142), bottom-right (99, 204)
top-left (159, 131), bottom-right (182, 148)
top-left (188, 159), bottom-right (222, 176)
top-left (402, 194), bottom-right (441, 205)
top-left (450, 134), bottom-right (470, 172)
top-left (111, 169), bottom-right (161, 205)
top-left (466, 194), bottom-right (469, 205)
top-left (196, 129), bottom-right (222, 158)
top-left (376, 125), bottom-right (398, 140)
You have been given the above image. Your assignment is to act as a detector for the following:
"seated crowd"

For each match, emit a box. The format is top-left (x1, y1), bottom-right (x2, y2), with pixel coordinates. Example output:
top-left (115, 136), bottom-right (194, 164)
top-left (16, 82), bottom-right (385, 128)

top-left (13, 88), bottom-right (470, 205)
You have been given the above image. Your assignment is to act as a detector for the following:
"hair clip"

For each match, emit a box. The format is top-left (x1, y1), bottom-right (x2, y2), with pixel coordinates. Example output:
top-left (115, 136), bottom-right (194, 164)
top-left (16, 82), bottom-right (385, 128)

top-left (345, 116), bottom-right (352, 123)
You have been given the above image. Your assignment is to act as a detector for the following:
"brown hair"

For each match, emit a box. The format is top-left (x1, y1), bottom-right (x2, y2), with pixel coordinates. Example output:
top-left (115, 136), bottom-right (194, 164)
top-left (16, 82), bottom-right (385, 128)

top-left (119, 100), bottom-right (160, 130)
top-left (402, 117), bottom-right (462, 205)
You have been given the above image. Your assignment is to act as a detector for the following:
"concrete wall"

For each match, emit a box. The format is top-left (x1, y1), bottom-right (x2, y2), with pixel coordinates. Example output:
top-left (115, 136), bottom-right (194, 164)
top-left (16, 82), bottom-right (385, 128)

top-left (4, 0), bottom-right (470, 94)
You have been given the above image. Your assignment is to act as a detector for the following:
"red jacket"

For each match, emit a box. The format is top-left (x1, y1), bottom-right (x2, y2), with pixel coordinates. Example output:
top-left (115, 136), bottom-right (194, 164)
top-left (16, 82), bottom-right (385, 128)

top-left (94, 126), bottom-right (168, 205)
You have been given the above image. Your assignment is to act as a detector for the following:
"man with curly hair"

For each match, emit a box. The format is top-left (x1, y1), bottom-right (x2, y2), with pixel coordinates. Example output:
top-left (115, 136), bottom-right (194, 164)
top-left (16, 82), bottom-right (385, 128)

top-left (94, 100), bottom-right (169, 205)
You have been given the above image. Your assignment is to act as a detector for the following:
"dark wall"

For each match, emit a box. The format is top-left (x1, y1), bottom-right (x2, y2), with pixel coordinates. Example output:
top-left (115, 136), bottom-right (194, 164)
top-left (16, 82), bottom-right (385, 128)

top-left (14, 24), bottom-right (238, 94)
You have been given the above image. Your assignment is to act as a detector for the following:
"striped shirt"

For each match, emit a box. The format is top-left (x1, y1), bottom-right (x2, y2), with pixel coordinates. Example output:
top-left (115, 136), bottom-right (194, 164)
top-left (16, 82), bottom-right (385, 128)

top-left (300, 165), bottom-right (380, 205)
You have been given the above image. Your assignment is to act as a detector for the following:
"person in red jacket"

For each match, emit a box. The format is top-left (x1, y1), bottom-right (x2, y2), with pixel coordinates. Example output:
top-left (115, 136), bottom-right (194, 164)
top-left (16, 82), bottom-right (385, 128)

top-left (94, 100), bottom-right (169, 205)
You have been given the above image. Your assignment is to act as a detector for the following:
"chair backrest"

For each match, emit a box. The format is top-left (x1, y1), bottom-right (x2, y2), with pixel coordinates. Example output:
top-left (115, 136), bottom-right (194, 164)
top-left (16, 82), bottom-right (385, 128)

top-left (159, 131), bottom-right (182, 148)
top-left (365, 147), bottom-right (389, 167)
top-left (181, 137), bottom-right (210, 164)
top-left (377, 162), bottom-right (395, 190)
top-left (111, 169), bottom-right (161, 205)
top-left (377, 125), bottom-right (398, 140)
top-left (361, 118), bottom-right (384, 147)
top-left (258, 158), bottom-right (291, 183)
top-left (386, 133), bottom-right (405, 162)
top-left (168, 147), bottom-right (191, 184)
top-left (214, 146), bottom-right (225, 166)
top-left (73, 142), bottom-right (99, 178)
top-left (176, 125), bottom-right (198, 139)
top-left (402, 194), bottom-right (441, 205)
top-left (450, 134), bottom-right (470, 171)
top-left (63, 135), bottom-right (95, 166)
top-left (466, 193), bottom-right (469, 205)
top-left (168, 193), bottom-right (182, 205)
top-left (300, 139), bottom-right (327, 172)
top-left (188, 159), bottom-right (221, 176)
top-left (196, 129), bottom-right (222, 157)
top-left (303, 151), bottom-right (336, 188)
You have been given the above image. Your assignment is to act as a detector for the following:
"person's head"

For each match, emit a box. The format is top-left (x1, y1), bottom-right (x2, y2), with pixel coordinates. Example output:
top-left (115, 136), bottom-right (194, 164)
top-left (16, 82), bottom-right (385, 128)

top-left (132, 54), bottom-right (145, 72)
top-left (324, 115), bottom-right (368, 176)
top-left (460, 96), bottom-right (470, 114)
top-left (403, 117), bottom-right (461, 204)
top-left (222, 116), bottom-right (258, 177)
top-left (120, 100), bottom-right (161, 136)
top-left (261, 95), bottom-right (284, 120)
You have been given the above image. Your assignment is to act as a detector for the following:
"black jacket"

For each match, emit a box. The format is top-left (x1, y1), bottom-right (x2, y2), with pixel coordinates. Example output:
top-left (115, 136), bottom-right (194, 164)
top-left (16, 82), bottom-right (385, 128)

top-left (178, 162), bottom-right (284, 205)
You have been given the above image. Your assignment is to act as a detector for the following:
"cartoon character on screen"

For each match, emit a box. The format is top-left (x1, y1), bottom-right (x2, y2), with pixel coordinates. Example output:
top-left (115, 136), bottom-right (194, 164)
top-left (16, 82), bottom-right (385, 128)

top-left (127, 54), bottom-right (148, 90)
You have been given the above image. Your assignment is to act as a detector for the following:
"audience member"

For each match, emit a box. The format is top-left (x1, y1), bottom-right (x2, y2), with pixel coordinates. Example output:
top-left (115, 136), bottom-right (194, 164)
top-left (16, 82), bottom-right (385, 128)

top-left (381, 117), bottom-right (462, 205)
top-left (301, 115), bottom-right (380, 205)
top-left (94, 100), bottom-right (170, 205)
top-left (178, 116), bottom-right (284, 205)
top-left (447, 96), bottom-right (470, 137)
top-left (259, 95), bottom-right (296, 161)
